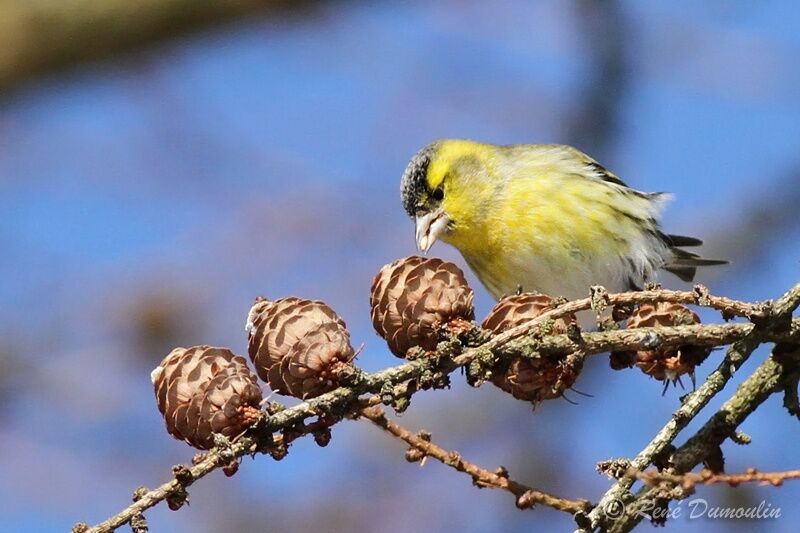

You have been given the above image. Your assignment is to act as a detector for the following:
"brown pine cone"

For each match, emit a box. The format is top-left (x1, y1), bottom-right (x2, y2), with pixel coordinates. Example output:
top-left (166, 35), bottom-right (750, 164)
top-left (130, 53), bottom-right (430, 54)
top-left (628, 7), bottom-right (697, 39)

top-left (610, 302), bottom-right (711, 385)
top-left (151, 346), bottom-right (263, 450)
top-left (481, 292), bottom-right (574, 334)
top-left (492, 357), bottom-right (582, 404)
top-left (370, 256), bottom-right (475, 358)
top-left (247, 297), bottom-right (355, 399)
top-left (482, 293), bottom-right (579, 404)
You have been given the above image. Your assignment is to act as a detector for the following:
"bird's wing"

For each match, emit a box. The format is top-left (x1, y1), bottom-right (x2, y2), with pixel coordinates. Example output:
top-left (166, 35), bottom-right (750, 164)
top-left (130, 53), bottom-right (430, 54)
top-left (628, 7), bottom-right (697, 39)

top-left (572, 149), bottom-right (630, 188)
top-left (567, 147), bottom-right (672, 206)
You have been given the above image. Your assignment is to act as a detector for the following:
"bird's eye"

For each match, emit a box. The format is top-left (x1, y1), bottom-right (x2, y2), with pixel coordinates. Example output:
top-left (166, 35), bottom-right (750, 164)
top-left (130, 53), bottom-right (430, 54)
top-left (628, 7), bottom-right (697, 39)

top-left (431, 187), bottom-right (444, 201)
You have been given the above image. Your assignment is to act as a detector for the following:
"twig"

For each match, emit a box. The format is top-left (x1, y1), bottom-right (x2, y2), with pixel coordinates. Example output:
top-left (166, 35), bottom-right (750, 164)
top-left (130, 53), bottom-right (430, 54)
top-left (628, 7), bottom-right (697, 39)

top-left (358, 404), bottom-right (592, 515)
top-left (633, 467), bottom-right (800, 490)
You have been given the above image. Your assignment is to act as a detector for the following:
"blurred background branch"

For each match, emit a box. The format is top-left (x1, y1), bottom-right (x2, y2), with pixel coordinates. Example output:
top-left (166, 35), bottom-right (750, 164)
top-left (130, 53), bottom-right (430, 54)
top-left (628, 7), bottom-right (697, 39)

top-left (0, 0), bottom-right (309, 93)
top-left (567, 0), bottom-right (628, 159)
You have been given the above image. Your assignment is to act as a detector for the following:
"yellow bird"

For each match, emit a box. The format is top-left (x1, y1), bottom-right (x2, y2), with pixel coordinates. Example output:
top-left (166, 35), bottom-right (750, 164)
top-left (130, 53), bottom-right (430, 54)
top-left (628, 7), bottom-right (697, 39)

top-left (400, 139), bottom-right (726, 302)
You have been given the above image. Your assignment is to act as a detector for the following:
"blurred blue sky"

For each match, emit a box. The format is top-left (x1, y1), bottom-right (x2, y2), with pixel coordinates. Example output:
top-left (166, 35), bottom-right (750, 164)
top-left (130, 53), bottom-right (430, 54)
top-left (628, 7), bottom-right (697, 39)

top-left (1, 1), bottom-right (799, 532)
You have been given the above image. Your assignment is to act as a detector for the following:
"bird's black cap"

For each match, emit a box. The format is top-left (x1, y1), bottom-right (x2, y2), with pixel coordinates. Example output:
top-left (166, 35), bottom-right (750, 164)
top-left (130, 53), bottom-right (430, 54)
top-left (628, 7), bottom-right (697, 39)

top-left (400, 143), bottom-right (438, 217)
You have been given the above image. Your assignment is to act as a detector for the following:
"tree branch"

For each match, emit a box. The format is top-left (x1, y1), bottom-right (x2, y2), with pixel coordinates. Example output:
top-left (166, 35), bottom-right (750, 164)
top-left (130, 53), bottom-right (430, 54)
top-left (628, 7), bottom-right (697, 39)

top-left (75, 284), bottom-right (800, 532)
top-left (607, 344), bottom-right (798, 532)
top-left (262, 286), bottom-right (800, 438)
top-left (583, 283), bottom-right (800, 531)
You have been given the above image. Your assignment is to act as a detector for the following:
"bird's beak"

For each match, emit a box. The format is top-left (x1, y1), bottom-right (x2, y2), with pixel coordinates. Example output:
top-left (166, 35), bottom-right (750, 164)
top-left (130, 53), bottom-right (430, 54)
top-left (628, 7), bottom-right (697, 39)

top-left (415, 209), bottom-right (450, 253)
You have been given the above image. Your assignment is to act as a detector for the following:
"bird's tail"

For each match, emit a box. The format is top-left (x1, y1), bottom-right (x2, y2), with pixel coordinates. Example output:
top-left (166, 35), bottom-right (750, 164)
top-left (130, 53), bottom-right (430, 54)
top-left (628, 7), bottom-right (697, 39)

top-left (661, 233), bottom-right (728, 282)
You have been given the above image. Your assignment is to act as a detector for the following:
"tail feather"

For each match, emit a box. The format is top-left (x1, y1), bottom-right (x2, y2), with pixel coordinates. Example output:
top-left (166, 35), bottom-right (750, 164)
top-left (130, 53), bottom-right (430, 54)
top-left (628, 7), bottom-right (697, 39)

top-left (664, 264), bottom-right (697, 283)
top-left (664, 246), bottom-right (728, 282)
top-left (659, 232), bottom-right (704, 247)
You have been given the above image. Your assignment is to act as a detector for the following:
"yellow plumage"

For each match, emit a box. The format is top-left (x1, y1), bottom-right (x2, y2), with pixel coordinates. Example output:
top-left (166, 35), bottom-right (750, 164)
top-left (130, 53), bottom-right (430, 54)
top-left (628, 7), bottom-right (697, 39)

top-left (400, 139), bottom-right (725, 302)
